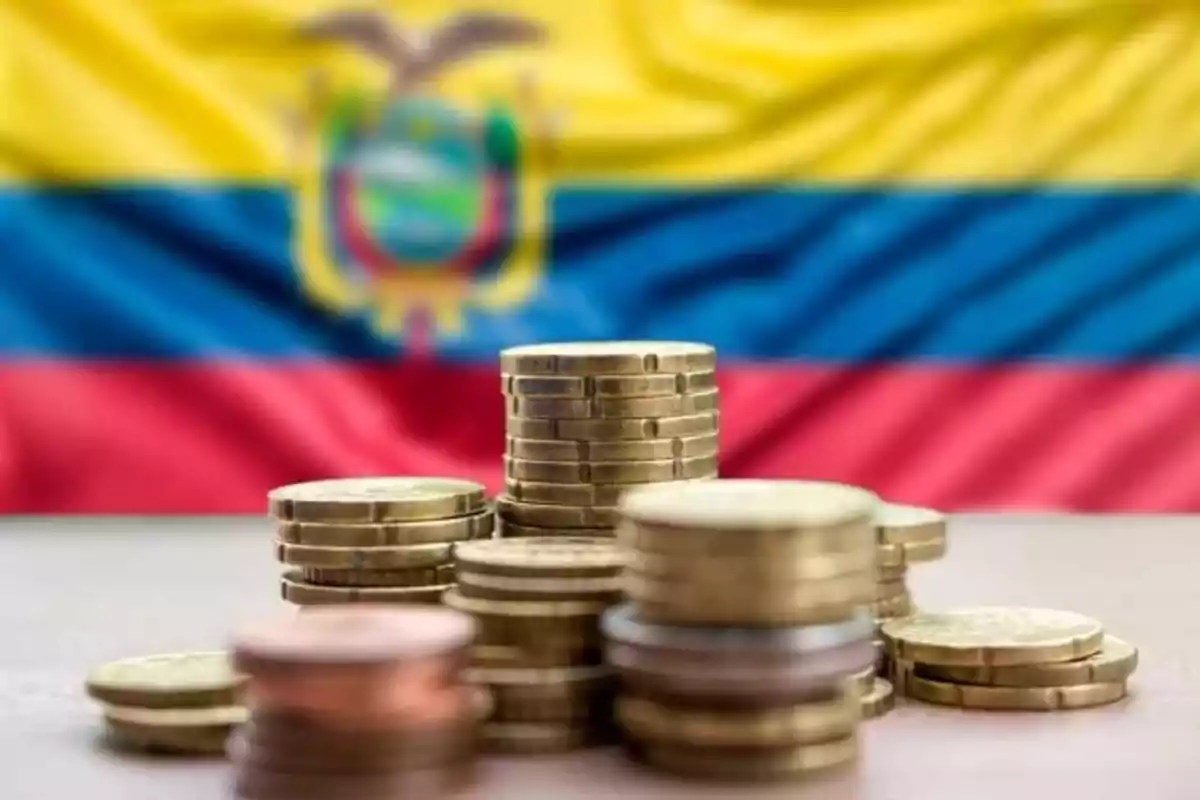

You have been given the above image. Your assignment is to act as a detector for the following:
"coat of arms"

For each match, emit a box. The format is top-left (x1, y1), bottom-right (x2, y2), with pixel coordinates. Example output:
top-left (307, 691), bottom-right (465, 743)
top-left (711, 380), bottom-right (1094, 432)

top-left (289, 10), bottom-right (557, 343)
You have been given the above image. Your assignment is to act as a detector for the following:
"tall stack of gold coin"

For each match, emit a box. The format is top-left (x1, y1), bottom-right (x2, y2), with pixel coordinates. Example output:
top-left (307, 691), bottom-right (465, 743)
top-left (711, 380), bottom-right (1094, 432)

top-left (872, 503), bottom-right (948, 673)
top-left (267, 478), bottom-right (493, 606)
top-left (606, 480), bottom-right (884, 783)
top-left (883, 608), bottom-right (1138, 711)
top-left (444, 537), bottom-right (624, 753)
top-left (496, 341), bottom-right (721, 538)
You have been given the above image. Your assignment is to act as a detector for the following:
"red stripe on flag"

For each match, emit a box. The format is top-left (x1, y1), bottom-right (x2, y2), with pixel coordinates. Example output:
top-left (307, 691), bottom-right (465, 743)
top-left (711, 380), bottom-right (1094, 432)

top-left (2, 361), bottom-right (1199, 513)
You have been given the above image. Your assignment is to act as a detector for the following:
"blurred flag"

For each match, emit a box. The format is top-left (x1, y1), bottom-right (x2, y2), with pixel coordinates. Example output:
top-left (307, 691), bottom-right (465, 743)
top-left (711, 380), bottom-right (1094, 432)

top-left (1, 0), bottom-right (1198, 512)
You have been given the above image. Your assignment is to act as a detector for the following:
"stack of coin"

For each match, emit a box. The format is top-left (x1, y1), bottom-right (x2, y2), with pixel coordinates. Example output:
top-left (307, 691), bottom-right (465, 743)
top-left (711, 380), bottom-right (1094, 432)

top-left (85, 651), bottom-right (246, 755)
top-left (497, 341), bottom-right (721, 539)
top-left (444, 537), bottom-right (624, 753)
top-left (607, 479), bottom-right (886, 783)
top-left (268, 477), bottom-right (492, 606)
top-left (872, 503), bottom-right (948, 672)
top-left (883, 607), bottom-right (1138, 711)
top-left (230, 605), bottom-right (480, 798)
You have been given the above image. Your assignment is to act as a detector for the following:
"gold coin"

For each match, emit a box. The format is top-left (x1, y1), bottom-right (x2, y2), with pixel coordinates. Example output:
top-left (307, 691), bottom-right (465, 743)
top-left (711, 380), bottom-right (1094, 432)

top-left (617, 690), bottom-right (858, 747)
top-left (506, 412), bottom-right (719, 442)
top-left (871, 592), bottom-right (914, 619)
top-left (457, 572), bottom-right (622, 602)
top-left (274, 540), bottom-right (454, 569)
top-left (860, 678), bottom-right (894, 719)
top-left (851, 666), bottom-right (875, 694)
top-left (101, 705), bottom-right (247, 755)
top-left (299, 565), bottom-right (453, 587)
top-left (619, 479), bottom-right (879, 530)
top-left (905, 675), bottom-right (1127, 710)
top-left (877, 563), bottom-right (907, 582)
top-left (276, 510), bottom-right (493, 547)
top-left (467, 665), bottom-right (614, 723)
top-left (625, 570), bottom-right (876, 627)
top-left (500, 341), bottom-right (716, 376)
top-left (505, 433), bottom-right (719, 462)
top-left (882, 608), bottom-right (1105, 667)
top-left (454, 537), bottom-right (625, 577)
top-left (495, 496), bottom-right (620, 529)
top-left (621, 519), bottom-right (874, 558)
top-left (631, 735), bottom-right (857, 781)
top-left (279, 573), bottom-right (450, 605)
top-left (877, 539), bottom-right (947, 567)
top-left (504, 454), bottom-right (718, 484)
top-left (876, 578), bottom-right (908, 601)
top-left (503, 371), bottom-right (716, 398)
top-left (480, 721), bottom-right (610, 753)
top-left (442, 587), bottom-right (612, 620)
top-left (505, 478), bottom-right (712, 507)
top-left (85, 652), bottom-right (243, 710)
top-left (627, 547), bottom-right (876, 582)
top-left (877, 503), bottom-right (947, 546)
top-left (268, 477), bottom-right (485, 523)
top-left (470, 645), bottom-right (527, 668)
top-left (498, 520), bottom-right (613, 538)
top-left (505, 389), bottom-right (719, 420)
top-left (914, 635), bottom-right (1138, 687)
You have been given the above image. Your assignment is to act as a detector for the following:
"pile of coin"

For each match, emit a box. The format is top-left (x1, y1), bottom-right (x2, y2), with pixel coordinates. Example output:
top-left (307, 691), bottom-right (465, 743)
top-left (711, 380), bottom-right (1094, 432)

top-left (85, 651), bottom-right (246, 755)
top-left (606, 479), bottom-right (885, 782)
top-left (268, 477), bottom-right (493, 606)
top-left (872, 502), bottom-right (948, 672)
top-left (496, 341), bottom-right (721, 538)
top-left (883, 607), bottom-right (1138, 710)
top-left (230, 605), bottom-right (480, 798)
top-left (444, 537), bottom-right (624, 753)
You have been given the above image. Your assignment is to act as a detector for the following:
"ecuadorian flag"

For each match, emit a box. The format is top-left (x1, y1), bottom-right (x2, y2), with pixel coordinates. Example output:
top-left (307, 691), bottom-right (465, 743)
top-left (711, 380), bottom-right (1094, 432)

top-left (2, 0), bottom-right (1199, 512)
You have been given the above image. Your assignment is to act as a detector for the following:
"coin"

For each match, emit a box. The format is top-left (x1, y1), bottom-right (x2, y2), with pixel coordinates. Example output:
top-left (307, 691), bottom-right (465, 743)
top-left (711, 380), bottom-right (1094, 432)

top-left (505, 478), bottom-right (711, 507)
top-left (625, 570), bottom-right (876, 626)
top-left (442, 588), bottom-right (611, 620)
top-left (877, 563), bottom-right (908, 582)
top-left (299, 565), bottom-right (454, 587)
top-left (870, 592), bottom-right (914, 619)
top-left (480, 721), bottom-right (610, 753)
top-left (274, 540), bottom-right (454, 570)
top-left (467, 665), bottom-right (614, 723)
top-left (443, 589), bottom-right (608, 663)
top-left (102, 705), bottom-right (247, 755)
top-left (905, 675), bottom-right (1127, 710)
top-left (457, 572), bottom-right (622, 602)
top-left (281, 574), bottom-right (451, 606)
top-left (619, 478), bottom-right (879, 530)
top-left (277, 510), bottom-right (494, 547)
top-left (877, 539), bottom-right (946, 566)
top-left (617, 689), bottom-right (858, 747)
top-left (506, 412), bottom-right (719, 442)
top-left (233, 605), bottom-right (475, 672)
top-left (85, 652), bottom-right (244, 710)
top-left (629, 735), bottom-right (857, 781)
top-left (454, 537), bottom-right (626, 577)
top-left (268, 477), bottom-right (486, 523)
top-left (503, 371), bottom-right (717, 398)
top-left (498, 520), bottom-right (613, 538)
top-left (506, 390), bottom-right (719, 420)
top-left (860, 678), bottom-right (894, 719)
top-left (504, 454), bottom-right (718, 484)
top-left (876, 503), bottom-right (947, 546)
top-left (233, 764), bottom-right (472, 800)
top-left (495, 496), bottom-right (621, 529)
top-left (500, 341), bottom-right (716, 376)
top-left (882, 608), bottom-right (1105, 667)
top-left (875, 579), bottom-right (907, 601)
top-left (628, 547), bottom-right (877, 582)
top-left (230, 723), bottom-right (473, 773)
top-left (851, 667), bottom-right (875, 694)
top-left (913, 635), bottom-right (1138, 687)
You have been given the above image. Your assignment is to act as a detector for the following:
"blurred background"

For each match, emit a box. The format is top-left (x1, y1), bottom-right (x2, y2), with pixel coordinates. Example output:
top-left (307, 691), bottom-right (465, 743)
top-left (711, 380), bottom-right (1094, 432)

top-left (1, 0), bottom-right (1197, 514)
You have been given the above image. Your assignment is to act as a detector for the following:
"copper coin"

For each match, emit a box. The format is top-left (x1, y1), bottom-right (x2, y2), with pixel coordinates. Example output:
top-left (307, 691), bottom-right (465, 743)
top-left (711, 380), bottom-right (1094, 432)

top-left (233, 605), bottom-right (475, 672)
top-left (233, 763), bottom-right (475, 800)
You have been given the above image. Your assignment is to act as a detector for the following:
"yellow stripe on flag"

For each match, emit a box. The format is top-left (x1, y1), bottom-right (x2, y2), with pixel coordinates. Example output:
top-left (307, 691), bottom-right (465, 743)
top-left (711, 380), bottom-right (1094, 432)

top-left (1, 0), bottom-right (1197, 184)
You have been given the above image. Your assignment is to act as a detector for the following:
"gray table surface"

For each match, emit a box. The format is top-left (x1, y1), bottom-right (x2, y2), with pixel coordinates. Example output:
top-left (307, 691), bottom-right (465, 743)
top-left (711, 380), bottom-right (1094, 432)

top-left (0, 514), bottom-right (1193, 800)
